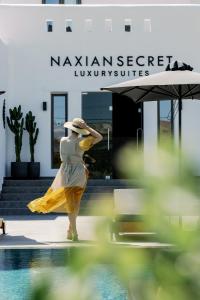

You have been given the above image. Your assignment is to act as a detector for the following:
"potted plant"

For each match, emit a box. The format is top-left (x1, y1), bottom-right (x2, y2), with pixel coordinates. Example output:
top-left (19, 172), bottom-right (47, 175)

top-left (25, 111), bottom-right (40, 179)
top-left (7, 105), bottom-right (28, 178)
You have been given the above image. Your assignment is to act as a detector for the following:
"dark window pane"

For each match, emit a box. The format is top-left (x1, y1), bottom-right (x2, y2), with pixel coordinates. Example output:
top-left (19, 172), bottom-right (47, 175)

top-left (66, 26), bottom-right (72, 32)
top-left (47, 22), bottom-right (53, 32)
top-left (44, 0), bottom-right (60, 3)
top-left (82, 92), bottom-right (112, 120)
top-left (125, 25), bottom-right (131, 32)
top-left (52, 94), bottom-right (67, 168)
top-left (64, 0), bottom-right (80, 3)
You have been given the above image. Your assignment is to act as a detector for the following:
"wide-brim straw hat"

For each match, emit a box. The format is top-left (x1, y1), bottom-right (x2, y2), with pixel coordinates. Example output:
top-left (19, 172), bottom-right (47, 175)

top-left (64, 118), bottom-right (90, 135)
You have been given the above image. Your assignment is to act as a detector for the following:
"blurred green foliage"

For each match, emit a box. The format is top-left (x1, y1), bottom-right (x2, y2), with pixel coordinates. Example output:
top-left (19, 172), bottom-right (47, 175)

top-left (31, 140), bottom-right (200, 300)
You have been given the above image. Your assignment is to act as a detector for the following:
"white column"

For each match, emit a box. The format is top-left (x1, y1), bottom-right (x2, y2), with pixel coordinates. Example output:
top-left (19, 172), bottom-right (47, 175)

top-left (143, 102), bottom-right (158, 171)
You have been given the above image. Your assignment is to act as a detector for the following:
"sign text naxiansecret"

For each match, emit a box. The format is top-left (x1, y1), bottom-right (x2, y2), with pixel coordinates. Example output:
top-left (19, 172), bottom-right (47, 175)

top-left (50, 55), bottom-right (174, 78)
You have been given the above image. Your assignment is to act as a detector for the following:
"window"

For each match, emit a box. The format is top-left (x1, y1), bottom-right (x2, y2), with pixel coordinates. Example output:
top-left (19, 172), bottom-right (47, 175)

top-left (124, 19), bottom-right (132, 32)
top-left (105, 19), bottom-right (112, 32)
top-left (66, 19), bottom-right (73, 32)
top-left (51, 94), bottom-right (68, 168)
top-left (64, 0), bottom-right (81, 3)
top-left (158, 100), bottom-right (174, 143)
top-left (85, 19), bottom-right (93, 32)
top-left (43, 0), bottom-right (64, 4)
top-left (42, 0), bottom-right (81, 3)
top-left (46, 20), bottom-right (53, 32)
top-left (144, 19), bottom-right (152, 32)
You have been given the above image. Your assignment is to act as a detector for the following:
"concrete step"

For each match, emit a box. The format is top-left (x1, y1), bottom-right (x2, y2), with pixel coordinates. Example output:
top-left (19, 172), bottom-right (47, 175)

top-left (0, 177), bottom-right (131, 215)
top-left (3, 179), bottom-right (54, 187)
top-left (0, 208), bottom-right (88, 216)
top-left (3, 178), bottom-right (134, 187)
top-left (0, 208), bottom-right (33, 215)
top-left (1, 193), bottom-right (43, 201)
top-left (2, 186), bottom-right (47, 193)
top-left (1, 185), bottom-right (124, 194)
top-left (0, 192), bottom-right (112, 202)
top-left (0, 201), bottom-right (34, 209)
top-left (0, 205), bottom-right (111, 216)
top-left (0, 197), bottom-right (113, 210)
top-left (0, 197), bottom-right (113, 209)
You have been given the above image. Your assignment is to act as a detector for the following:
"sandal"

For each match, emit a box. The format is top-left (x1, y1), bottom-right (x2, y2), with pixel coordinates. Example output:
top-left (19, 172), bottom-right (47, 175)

top-left (72, 232), bottom-right (79, 242)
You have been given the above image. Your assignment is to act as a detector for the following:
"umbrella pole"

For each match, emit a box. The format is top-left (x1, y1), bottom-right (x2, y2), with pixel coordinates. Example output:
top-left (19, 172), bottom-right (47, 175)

top-left (178, 85), bottom-right (182, 147)
top-left (178, 97), bottom-right (182, 147)
top-left (178, 95), bottom-right (183, 173)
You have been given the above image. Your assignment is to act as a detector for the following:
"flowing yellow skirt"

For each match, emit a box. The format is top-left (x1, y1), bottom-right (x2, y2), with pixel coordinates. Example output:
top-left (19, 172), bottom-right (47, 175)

top-left (27, 186), bottom-right (85, 214)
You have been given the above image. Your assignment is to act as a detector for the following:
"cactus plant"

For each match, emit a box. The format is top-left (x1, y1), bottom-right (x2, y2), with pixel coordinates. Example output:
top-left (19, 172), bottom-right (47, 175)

top-left (25, 111), bottom-right (39, 162)
top-left (7, 105), bottom-right (24, 162)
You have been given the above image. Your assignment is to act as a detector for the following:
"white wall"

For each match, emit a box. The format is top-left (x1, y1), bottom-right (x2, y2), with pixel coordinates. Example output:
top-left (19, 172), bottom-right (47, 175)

top-left (0, 0), bottom-right (41, 3)
top-left (0, 5), bottom-right (200, 175)
top-left (82, 0), bottom-right (191, 4)
top-left (0, 1), bottom-right (198, 4)
top-left (0, 40), bottom-right (7, 188)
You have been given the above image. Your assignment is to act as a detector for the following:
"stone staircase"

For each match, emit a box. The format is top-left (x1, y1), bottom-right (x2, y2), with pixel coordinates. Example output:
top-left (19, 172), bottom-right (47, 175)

top-left (0, 178), bottom-right (133, 215)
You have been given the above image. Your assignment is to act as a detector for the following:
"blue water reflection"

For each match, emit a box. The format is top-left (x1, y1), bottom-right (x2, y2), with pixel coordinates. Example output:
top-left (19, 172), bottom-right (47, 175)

top-left (0, 249), bottom-right (128, 300)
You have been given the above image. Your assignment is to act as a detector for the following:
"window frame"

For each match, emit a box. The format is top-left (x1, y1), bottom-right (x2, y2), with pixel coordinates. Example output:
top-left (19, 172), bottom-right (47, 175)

top-left (42, 0), bottom-right (64, 4)
top-left (105, 19), bottom-right (112, 32)
top-left (51, 93), bottom-right (68, 169)
top-left (144, 18), bottom-right (152, 33)
top-left (124, 19), bottom-right (132, 32)
top-left (46, 20), bottom-right (54, 32)
top-left (42, 0), bottom-right (81, 4)
top-left (66, 19), bottom-right (73, 32)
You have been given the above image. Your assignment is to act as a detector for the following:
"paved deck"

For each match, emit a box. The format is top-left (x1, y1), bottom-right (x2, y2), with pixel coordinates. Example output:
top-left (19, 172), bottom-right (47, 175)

top-left (0, 215), bottom-right (170, 249)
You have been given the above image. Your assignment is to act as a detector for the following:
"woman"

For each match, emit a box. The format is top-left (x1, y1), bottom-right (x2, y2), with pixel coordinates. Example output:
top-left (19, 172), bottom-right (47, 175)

top-left (28, 118), bottom-right (103, 241)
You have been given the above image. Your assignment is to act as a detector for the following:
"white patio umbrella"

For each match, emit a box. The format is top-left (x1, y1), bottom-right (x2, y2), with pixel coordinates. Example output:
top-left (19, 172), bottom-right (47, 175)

top-left (101, 61), bottom-right (200, 144)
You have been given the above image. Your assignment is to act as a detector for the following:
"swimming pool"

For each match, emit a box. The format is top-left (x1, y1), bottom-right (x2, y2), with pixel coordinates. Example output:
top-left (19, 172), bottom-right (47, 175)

top-left (0, 249), bottom-right (128, 300)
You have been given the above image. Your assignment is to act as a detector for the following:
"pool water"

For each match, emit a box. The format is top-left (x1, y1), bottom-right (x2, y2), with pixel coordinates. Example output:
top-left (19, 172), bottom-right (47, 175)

top-left (0, 249), bottom-right (128, 300)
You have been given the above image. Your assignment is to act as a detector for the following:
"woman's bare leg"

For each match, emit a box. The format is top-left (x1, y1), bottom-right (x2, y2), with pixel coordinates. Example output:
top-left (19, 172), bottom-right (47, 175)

top-left (68, 204), bottom-right (80, 240)
top-left (66, 187), bottom-right (81, 240)
top-left (68, 212), bottom-right (77, 234)
top-left (67, 222), bottom-right (72, 234)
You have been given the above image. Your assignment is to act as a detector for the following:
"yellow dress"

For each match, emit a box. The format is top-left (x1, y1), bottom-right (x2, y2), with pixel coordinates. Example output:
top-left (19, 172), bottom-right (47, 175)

top-left (27, 136), bottom-right (95, 214)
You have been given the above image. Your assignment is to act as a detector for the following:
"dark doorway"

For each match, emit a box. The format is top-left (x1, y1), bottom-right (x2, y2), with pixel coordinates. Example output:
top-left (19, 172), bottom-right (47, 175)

top-left (112, 93), bottom-right (143, 179)
top-left (82, 92), bottom-right (112, 179)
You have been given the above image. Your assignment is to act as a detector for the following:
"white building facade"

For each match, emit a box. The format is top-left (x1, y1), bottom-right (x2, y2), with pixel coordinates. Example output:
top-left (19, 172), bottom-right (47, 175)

top-left (1, 0), bottom-right (200, 186)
